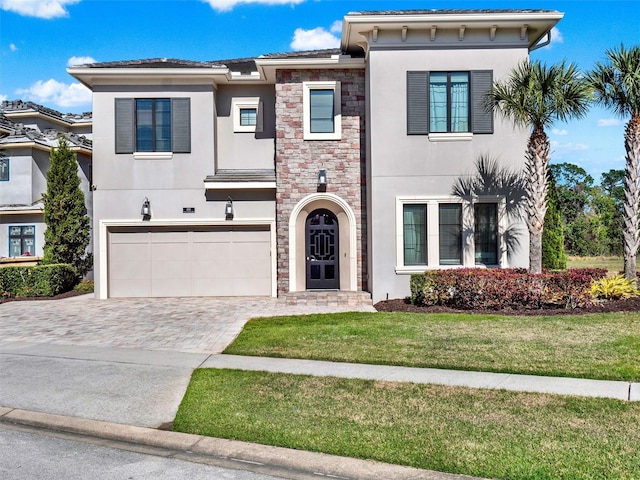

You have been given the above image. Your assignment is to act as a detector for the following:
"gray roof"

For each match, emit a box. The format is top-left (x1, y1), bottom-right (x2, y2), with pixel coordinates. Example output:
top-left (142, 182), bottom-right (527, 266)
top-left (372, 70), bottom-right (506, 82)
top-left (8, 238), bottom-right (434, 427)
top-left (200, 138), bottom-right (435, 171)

top-left (81, 58), bottom-right (225, 69)
top-left (1, 100), bottom-right (92, 124)
top-left (205, 169), bottom-right (276, 183)
top-left (347, 9), bottom-right (560, 15)
top-left (0, 112), bottom-right (92, 151)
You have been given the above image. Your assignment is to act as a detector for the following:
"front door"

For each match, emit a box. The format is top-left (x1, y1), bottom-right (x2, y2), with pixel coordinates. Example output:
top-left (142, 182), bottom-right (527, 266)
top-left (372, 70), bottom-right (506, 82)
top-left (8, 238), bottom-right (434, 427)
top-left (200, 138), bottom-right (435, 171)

top-left (305, 209), bottom-right (339, 289)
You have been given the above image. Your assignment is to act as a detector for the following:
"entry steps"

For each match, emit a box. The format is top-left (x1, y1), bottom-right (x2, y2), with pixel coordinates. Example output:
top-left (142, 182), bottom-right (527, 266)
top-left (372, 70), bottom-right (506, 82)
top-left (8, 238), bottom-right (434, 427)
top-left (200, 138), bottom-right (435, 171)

top-left (280, 290), bottom-right (373, 307)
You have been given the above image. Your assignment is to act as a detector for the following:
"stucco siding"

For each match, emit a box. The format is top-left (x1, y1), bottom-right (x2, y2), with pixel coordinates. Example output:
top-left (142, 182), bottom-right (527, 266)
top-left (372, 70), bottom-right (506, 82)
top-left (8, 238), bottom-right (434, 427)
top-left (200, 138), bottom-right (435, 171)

top-left (367, 47), bottom-right (531, 302)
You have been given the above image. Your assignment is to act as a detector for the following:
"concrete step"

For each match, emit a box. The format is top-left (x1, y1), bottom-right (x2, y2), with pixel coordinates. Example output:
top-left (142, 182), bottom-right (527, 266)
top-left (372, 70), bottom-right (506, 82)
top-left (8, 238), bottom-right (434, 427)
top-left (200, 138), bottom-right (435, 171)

top-left (279, 291), bottom-right (373, 307)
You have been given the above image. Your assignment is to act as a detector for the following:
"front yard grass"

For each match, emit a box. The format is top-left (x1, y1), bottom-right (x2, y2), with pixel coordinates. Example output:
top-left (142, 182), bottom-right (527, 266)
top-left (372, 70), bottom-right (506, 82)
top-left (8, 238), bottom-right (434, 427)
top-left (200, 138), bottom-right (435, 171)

top-left (224, 311), bottom-right (640, 381)
top-left (173, 369), bottom-right (640, 479)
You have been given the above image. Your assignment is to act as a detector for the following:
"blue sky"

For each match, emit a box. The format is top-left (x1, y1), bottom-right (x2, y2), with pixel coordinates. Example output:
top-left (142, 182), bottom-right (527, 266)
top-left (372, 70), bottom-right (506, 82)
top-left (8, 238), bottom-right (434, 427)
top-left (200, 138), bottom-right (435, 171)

top-left (1, 0), bottom-right (639, 182)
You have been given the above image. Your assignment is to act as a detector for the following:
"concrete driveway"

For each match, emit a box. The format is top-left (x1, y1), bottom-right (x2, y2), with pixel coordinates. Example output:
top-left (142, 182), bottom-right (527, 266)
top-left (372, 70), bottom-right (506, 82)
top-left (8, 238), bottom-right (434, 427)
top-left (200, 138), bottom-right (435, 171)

top-left (0, 294), bottom-right (374, 427)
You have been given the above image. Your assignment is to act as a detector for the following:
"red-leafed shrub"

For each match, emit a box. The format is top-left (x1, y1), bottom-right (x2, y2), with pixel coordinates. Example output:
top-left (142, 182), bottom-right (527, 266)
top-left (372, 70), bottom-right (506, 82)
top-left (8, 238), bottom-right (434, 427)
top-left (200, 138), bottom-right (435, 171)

top-left (410, 268), bottom-right (607, 310)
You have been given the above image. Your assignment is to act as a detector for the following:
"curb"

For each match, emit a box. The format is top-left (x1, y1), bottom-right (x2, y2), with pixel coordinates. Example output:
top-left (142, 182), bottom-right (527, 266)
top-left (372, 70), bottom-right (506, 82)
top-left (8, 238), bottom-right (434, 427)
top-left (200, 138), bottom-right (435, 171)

top-left (0, 406), bottom-right (482, 480)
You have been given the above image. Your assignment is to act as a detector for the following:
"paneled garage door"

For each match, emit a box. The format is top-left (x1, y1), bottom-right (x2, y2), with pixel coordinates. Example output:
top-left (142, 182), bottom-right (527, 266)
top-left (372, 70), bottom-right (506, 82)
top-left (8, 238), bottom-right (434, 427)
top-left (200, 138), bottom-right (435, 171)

top-left (108, 225), bottom-right (271, 298)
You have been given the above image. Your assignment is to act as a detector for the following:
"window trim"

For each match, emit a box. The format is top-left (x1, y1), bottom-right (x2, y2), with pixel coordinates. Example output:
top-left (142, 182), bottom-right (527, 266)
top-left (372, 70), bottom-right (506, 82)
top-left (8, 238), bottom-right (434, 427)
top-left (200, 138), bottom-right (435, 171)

top-left (303, 81), bottom-right (341, 141)
top-left (9, 225), bottom-right (36, 258)
top-left (0, 158), bottom-right (9, 181)
top-left (395, 196), bottom-right (506, 273)
top-left (232, 97), bottom-right (263, 133)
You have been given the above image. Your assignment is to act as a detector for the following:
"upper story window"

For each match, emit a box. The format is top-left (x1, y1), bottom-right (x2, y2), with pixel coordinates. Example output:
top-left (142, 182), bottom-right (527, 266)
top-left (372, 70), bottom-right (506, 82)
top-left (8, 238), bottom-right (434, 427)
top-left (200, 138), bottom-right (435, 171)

top-left (136, 99), bottom-right (171, 152)
top-left (9, 225), bottom-right (35, 257)
top-left (115, 98), bottom-right (191, 155)
top-left (0, 158), bottom-right (8, 181)
top-left (232, 97), bottom-right (263, 133)
top-left (429, 72), bottom-right (469, 133)
top-left (407, 70), bottom-right (493, 136)
top-left (303, 81), bottom-right (341, 141)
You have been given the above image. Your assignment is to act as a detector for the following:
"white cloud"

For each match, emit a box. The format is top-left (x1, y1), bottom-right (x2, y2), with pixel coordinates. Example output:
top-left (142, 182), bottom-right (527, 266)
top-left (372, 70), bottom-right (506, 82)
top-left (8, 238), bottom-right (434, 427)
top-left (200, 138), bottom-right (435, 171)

top-left (597, 118), bottom-right (624, 127)
top-left (330, 20), bottom-right (342, 34)
top-left (201, 0), bottom-right (304, 12)
top-left (551, 140), bottom-right (590, 152)
top-left (542, 27), bottom-right (563, 50)
top-left (291, 25), bottom-right (340, 51)
top-left (552, 128), bottom-right (568, 136)
top-left (0, 94), bottom-right (7, 102)
top-left (16, 79), bottom-right (91, 108)
top-left (9, 43), bottom-right (17, 51)
top-left (67, 56), bottom-right (96, 67)
top-left (0, 0), bottom-right (82, 19)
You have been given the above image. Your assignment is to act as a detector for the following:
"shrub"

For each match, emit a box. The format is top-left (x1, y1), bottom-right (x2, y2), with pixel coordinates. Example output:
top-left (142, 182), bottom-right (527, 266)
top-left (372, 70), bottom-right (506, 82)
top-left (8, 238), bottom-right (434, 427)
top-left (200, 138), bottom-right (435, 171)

top-left (74, 280), bottom-right (94, 293)
top-left (409, 268), bottom-right (606, 310)
top-left (591, 275), bottom-right (640, 300)
top-left (0, 264), bottom-right (78, 298)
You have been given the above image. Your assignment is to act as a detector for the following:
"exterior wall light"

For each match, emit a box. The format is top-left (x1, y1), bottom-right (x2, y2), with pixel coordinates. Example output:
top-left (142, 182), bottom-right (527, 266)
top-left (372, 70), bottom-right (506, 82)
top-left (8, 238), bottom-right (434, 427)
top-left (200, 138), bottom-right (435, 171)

top-left (141, 197), bottom-right (151, 220)
top-left (225, 196), bottom-right (234, 220)
top-left (317, 169), bottom-right (327, 191)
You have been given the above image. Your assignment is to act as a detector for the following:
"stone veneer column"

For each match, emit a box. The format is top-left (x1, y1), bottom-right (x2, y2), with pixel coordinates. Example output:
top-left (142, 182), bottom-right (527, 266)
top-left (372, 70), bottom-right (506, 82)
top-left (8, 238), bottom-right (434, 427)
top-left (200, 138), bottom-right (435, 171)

top-left (275, 69), bottom-right (367, 295)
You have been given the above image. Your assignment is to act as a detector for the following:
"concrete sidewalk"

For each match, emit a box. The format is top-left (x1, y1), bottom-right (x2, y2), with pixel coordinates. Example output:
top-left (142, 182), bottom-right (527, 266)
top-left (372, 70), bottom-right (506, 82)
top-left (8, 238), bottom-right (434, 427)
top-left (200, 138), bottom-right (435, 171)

top-left (203, 354), bottom-right (640, 401)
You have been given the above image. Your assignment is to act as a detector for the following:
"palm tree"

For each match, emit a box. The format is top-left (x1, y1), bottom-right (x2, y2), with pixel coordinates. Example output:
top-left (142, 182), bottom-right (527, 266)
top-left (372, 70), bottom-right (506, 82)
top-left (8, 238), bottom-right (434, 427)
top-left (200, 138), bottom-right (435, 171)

top-left (587, 45), bottom-right (640, 279)
top-left (486, 60), bottom-right (591, 273)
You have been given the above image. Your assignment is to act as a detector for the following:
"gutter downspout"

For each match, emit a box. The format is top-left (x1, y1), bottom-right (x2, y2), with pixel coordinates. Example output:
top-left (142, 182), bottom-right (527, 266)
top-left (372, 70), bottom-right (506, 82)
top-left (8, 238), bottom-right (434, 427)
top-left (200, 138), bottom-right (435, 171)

top-left (529, 31), bottom-right (552, 52)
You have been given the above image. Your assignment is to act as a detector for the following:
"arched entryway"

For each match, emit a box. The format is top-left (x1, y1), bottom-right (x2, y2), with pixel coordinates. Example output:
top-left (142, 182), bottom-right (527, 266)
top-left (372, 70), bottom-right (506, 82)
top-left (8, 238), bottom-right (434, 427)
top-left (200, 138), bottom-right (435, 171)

top-left (305, 209), bottom-right (339, 289)
top-left (288, 193), bottom-right (357, 292)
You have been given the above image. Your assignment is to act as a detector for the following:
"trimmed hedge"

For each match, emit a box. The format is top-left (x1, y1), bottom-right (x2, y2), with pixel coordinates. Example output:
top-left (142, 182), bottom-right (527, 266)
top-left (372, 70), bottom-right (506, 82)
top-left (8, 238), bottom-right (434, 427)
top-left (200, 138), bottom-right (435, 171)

top-left (0, 264), bottom-right (78, 298)
top-left (410, 268), bottom-right (607, 310)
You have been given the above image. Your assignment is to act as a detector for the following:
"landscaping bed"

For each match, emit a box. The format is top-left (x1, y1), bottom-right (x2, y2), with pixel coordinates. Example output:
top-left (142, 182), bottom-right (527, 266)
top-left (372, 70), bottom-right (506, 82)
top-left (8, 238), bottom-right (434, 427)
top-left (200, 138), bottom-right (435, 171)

top-left (375, 295), bottom-right (640, 315)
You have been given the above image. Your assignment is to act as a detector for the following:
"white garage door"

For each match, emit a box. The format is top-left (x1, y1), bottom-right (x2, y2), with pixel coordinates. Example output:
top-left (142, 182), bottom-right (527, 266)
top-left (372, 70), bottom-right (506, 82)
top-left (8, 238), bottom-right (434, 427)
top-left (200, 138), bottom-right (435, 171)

top-left (108, 226), bottom-right (271, 298)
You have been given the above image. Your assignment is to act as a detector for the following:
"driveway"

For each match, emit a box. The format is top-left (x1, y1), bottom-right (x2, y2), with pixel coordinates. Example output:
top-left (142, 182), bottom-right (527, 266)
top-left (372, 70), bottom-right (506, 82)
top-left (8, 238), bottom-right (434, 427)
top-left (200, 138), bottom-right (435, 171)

top-left (0, 294), bottom-right (374, 354)
top-left (0, 294), bottom-right (374, 427)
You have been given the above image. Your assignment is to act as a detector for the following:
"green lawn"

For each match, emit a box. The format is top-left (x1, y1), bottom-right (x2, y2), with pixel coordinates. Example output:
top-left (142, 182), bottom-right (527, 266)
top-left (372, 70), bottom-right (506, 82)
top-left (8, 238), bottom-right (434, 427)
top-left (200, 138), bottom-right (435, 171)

top-left (174, 369), bottom-right (640, 479)
top-left (224, 311), bottom-right (640, 381)
top-left (566, 255), bottom-right (624, 273)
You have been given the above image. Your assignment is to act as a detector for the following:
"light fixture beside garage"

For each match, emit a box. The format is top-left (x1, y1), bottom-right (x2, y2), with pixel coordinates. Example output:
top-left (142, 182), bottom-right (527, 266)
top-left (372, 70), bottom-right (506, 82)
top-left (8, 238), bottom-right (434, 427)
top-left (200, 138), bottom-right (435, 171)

top-left (225, 196), bottom-right (234, 220)
top-left (141, 197), bottom-right (151, 220)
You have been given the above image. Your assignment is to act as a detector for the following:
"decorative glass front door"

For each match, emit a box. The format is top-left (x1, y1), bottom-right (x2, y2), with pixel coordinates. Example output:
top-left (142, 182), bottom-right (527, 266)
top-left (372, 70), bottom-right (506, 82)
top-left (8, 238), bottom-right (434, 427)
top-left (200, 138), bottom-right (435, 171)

top-left (305, 209), bottom-right (339, 289)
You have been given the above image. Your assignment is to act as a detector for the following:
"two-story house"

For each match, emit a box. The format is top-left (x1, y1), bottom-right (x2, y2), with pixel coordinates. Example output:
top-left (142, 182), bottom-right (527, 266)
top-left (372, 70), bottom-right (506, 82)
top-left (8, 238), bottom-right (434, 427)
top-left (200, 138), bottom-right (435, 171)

top-left (0, 100), bottom-right (93, 266)
top-left (68, 9), bottom-right (562, 302)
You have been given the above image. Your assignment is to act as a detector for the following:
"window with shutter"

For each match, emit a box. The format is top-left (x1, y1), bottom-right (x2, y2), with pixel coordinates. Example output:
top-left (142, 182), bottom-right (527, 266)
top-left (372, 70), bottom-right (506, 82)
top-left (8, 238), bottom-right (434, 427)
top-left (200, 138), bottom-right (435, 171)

top-left (407, 70), bottom-right (493, 135)
top-left (114, 97), bottom-right (191, 154)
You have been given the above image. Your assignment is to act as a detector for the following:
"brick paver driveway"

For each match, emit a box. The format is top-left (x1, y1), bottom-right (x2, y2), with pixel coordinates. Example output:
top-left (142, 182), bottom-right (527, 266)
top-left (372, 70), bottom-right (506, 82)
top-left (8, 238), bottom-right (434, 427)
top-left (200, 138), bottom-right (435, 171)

top-left (0, 295), bottom-right (374, 354)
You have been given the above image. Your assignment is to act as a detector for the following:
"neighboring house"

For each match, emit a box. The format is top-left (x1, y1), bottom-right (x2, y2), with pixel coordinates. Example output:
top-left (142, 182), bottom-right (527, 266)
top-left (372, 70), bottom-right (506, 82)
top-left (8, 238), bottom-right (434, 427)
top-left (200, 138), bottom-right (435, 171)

top-left (68, 9), bottom-right (562, 301)
top-left (0, 100), bottom-right (93, 267)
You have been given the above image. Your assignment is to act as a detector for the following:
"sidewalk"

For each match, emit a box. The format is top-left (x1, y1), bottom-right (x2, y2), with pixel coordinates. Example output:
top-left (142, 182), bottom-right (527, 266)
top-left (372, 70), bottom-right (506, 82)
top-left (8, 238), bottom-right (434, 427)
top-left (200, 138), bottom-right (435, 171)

top-left (2, 345), bottom-right (637, 480)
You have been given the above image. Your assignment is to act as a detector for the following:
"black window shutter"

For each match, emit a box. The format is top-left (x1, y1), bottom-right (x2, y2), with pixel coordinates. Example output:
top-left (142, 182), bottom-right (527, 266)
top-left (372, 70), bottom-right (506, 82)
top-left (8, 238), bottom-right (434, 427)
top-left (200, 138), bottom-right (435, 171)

top-left (171, 98), bottom-right (191, 153)
top-left (407, 71), bottom-right (429, 135)
top-left (115, 98), bottom-right (134, 153)
top-left (470, 70), bottom-right (494, 134)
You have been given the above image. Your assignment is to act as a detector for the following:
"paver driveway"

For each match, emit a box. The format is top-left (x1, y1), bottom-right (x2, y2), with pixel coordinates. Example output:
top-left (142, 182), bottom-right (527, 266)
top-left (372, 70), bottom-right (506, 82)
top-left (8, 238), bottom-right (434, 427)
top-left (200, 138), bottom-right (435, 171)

top-left (0, 294), bottom-right (375, 354)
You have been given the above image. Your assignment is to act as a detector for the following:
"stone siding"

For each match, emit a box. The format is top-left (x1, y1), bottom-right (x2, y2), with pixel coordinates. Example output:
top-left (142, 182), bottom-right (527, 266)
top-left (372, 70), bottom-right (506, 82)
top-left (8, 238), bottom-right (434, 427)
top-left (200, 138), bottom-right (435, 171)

top-left (275, 69), bottom-right (367, 294)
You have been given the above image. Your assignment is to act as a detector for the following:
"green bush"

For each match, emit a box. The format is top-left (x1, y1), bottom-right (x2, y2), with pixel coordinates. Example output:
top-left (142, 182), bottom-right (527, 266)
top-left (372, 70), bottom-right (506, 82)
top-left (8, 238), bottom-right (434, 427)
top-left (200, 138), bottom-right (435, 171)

top-left (0, 264), bottom-right (78, 298)
top-left (590, 275), bottom-right (640, 300)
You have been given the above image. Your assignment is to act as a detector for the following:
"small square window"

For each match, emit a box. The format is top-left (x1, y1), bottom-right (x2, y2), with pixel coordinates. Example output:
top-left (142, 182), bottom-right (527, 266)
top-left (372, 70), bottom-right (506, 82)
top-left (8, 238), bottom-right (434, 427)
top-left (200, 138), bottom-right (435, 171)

top-left (9, 225), bottom-right (35, 257)
top-left (239, 108), bottom-right (257, 127)
top-left (0, 158), bottom-right (8, 181)
top-left (233, 98), bottom-right (263, 133)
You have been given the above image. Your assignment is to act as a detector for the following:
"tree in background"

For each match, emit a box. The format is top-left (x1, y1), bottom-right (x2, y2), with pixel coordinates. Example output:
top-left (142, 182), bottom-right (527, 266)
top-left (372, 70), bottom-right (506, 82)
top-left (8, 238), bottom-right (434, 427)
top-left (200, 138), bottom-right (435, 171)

top-left (487, 60), bottom-right (591, 273)
top-left (588, 45), bottom-right (640, 279)
top-left (542, 171), bottom-right (566, 269)
top-left (42, 136), bottom-right (92, 277)
top-left (549, 163), bottom-right (625, 257)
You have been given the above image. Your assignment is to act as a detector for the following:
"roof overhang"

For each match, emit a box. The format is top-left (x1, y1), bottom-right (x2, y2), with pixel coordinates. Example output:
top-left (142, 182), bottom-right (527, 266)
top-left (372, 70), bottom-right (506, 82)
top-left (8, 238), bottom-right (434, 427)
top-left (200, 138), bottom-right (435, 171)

top-left (341, 10), bottom-right (564, 53)
top-left (67, 67), bottom-right (231, 89)
top-left (255, 55), bottom-right (365, 83)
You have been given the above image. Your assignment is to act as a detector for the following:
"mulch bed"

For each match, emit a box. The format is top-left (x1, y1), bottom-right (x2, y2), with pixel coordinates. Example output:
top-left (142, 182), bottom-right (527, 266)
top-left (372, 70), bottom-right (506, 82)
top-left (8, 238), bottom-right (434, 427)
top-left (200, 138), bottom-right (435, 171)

top-left (374, 297), bottom-right (640, 315)
top-left (0, 290), bottom-right (90, 304)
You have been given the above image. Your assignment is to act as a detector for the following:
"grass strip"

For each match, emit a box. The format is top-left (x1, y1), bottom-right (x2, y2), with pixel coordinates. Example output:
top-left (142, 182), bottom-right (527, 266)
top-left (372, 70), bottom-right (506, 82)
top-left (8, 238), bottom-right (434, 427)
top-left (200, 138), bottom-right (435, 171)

top-left (174, 369), bottom-right (640, 479)
top-left (224, 311), bottom-right (640, 381)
